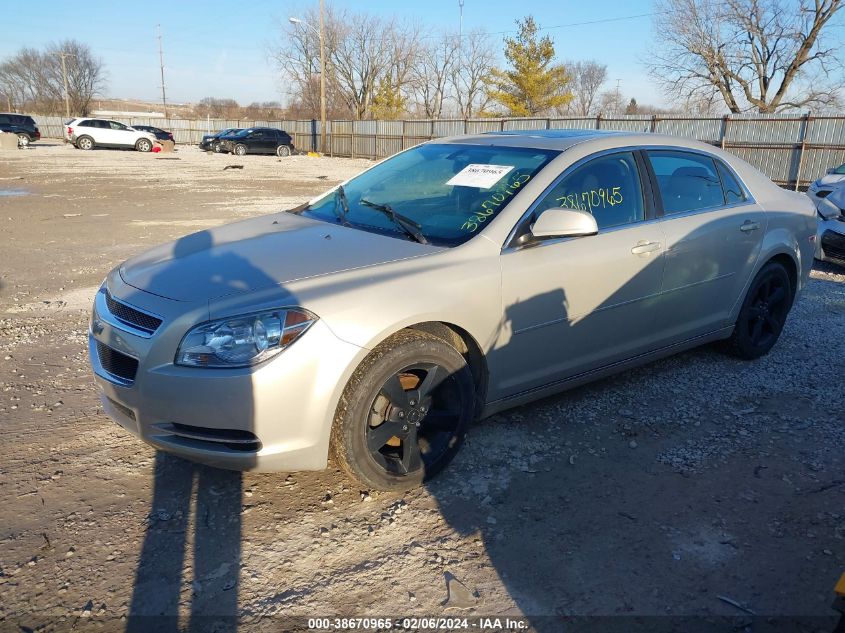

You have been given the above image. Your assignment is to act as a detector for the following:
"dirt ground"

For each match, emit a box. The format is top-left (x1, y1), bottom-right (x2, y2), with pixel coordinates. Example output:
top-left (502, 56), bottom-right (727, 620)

top-left (1, 143), bottom-right (844, 632)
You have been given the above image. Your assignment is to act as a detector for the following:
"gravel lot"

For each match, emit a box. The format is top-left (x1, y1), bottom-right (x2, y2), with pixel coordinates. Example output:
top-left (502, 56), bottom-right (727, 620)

top-left (1, 143), bottom-right (844, 631)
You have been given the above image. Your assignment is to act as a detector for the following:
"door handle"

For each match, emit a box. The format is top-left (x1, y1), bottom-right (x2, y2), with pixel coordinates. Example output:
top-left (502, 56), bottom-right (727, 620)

top-left (631, 241), bottom-right (661, 255)
top-left (740, 221), bottom-right (760, 232)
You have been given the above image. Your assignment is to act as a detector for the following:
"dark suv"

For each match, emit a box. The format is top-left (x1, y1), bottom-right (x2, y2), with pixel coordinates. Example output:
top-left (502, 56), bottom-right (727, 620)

top-left (0, 113), bottom-right (40, 146)
top-left (218, 127), bottom-right (294, 157)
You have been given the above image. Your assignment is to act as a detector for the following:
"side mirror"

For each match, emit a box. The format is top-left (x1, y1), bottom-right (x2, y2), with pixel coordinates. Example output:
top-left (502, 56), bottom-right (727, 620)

top-left (531, 208), bottom-right (598, 239)
top-left (826, 167), bottom-right (835, 174)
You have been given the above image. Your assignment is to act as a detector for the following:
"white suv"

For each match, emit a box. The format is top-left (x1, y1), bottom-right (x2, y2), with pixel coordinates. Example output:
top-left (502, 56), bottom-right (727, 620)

top-left (66, 118), bottom-right (156, 152)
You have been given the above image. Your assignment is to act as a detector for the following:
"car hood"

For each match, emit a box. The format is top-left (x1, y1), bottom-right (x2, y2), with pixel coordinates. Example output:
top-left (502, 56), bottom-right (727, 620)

top-left (119, 212), bottom-right (439, 301)
top-left (816, 174), bottom-right (845, 187)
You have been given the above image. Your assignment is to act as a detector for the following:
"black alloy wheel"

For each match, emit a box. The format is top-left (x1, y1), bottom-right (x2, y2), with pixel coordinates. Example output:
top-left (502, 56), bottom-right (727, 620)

top-left (366, 363), bottom-right (464, 477)
top-left (331, 330), bottom-right (475, 491)
top-left (727, 261), bottom-right (793, 359)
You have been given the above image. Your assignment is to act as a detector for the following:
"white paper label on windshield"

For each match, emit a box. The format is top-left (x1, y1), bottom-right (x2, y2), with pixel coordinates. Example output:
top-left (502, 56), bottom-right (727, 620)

top-left (446, 164), bottom-right (515, 189)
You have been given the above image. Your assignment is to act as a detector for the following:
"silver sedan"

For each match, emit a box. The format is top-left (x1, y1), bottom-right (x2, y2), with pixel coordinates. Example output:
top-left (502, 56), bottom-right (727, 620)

top-left (88, 130), bottom-right (817, 490)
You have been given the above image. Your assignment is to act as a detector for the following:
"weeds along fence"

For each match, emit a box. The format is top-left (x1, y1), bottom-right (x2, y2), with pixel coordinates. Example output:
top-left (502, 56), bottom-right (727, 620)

top-left (31, 112), bottom-right (845, 189)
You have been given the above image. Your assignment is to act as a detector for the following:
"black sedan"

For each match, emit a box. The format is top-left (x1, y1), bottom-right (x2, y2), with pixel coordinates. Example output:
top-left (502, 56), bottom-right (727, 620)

top-left (218, 127), bottom-right (294, 157)
top-left (132, 125), bottom-right (174, 143)
top-left (199, 128), bottom-right (243, 152)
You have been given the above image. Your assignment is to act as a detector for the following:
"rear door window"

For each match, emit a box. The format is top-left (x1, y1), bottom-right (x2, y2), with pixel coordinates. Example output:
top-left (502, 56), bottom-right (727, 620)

top-left (648, 151), bottom-right (725, 214)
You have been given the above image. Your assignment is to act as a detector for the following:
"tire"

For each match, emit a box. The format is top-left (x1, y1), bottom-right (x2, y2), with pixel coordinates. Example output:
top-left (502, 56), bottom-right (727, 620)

top-left (276, 144), bottom-right (291, 157)
top-left (135, 138), bottom-right (153, 153)
top-left (234, 144), bottom-right (247, 156)
top-left (330, 330), bottom-right (475, 491)
top-left (76, 135), bottom-right (94, 151)
top-left (17, 134), bottom-right (30, 148)
top-left (726, 261), bottom-right (794, 359)
top-left (213, 142), bottom-right (223, 153)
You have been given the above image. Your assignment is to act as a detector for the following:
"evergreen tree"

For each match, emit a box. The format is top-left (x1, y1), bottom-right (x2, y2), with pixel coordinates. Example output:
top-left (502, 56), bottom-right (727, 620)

top-left (486, 17), bottom-right (573, 116)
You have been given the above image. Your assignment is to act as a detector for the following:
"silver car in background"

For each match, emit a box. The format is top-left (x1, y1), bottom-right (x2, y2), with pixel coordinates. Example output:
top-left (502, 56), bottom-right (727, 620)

top-left (88, 130), bottom-right (816, 490)
top-left (806, 163), bottom-right (845, 266)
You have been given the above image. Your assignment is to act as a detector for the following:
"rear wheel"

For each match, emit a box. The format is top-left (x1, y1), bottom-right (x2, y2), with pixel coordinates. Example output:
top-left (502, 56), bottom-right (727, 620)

top-left (234, 144), bottom-right (247, 156)
top-left (276, 144), bottom-right (291, 157)
top-left (76, 135), bottom-right (94, 150)
top-left (331, 330), bottom-right (475, 491)
top-left (135, 138), bottom-right (152, 152)
top-left (726, 261), bottom-right (793, 359)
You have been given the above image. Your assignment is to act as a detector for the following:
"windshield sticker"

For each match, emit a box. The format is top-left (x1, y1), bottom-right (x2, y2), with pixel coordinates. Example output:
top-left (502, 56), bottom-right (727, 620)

top-left (556, 187), bottom-right (623, 213)
top-left (447, 164), bottom-right (515, 189)
top-left (460, 174), bottom-right (531, 233)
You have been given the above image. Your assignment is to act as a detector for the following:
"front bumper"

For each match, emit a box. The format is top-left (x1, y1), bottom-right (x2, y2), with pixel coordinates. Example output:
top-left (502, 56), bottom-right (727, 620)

top-left (88, 278), bottom-right (365, 472)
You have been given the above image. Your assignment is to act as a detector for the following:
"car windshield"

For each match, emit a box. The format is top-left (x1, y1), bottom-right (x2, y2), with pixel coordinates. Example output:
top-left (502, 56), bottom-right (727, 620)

top-left (833, 163), bottom-right (845, 175)
top-left (300, 143), bottom-right (558, 246)
top-left (233, 129), bottom-right (252, 137)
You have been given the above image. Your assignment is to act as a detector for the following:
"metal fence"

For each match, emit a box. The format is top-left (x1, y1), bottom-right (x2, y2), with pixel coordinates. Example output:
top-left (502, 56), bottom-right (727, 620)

top-left (31, 112), bottom-right (845, 189)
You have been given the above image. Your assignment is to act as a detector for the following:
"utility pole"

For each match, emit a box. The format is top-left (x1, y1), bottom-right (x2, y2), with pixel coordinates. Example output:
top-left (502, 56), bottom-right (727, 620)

top-left (319, 0), bottom-right (326, 153)
top-left (55, 51), bottom-right (74, 118)
top-left (289, 12), bottom-right (326, 153)
top-left (458, 0), bottom-right (464, 63)
top-left (615, 79), bottom-right (621, 115)
top-left (157, 24), bottom-right (168, 118)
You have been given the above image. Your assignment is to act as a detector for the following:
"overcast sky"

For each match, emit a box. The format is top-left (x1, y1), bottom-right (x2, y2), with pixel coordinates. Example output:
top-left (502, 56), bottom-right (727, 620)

top-left (3, 0), bottom-right (666, 108)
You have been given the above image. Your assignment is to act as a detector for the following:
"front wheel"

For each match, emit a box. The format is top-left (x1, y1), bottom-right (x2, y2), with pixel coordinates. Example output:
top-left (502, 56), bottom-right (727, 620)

top-left (136, 138), bottom-right (153, 152)
top-left (726, 261), bottom-right (793, 359)
top-left (276, 144), bottom-right (291, 157)
top-left (234, 144), bottom-right (247, 156)
top-left (331, 330), bottom-right (475, 491)
top-left (17, 134), bottom-right (30, 148)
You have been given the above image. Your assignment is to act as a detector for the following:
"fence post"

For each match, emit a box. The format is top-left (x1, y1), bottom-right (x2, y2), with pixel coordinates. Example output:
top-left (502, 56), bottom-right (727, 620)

top-left (430, 119), bottom-right (435, 143)
top-left (596, 113), bottom-right (603, 130)
top-left (546, 118), bottom-right (551, 130)
top-left (351, 122), bottom-right (355, 160)
top-left (650, 115), bottom-right (658, 133)
top-left (500, 119), bottom-right (505, 132)
top-left (794, 112), bottom-right (811, 191)
top-left (329, 120), bottom-right (333, 157)
top-left (720, 115), bottom-right (729, 150)
top-left (310, 119), bottom-right (317, 153)
top-left (401, 120), bottom-right (406, 150)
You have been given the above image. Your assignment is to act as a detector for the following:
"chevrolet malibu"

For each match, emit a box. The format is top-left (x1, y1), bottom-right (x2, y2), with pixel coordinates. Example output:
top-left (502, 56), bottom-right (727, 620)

top-left (89, 130), bottom-right (816, 490)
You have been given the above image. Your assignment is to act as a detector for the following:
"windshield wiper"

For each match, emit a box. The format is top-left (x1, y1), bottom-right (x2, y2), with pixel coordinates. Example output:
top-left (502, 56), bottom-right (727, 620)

top-left (359, 198), bottom-right (428, 244)
top-left (334, 185), bottom-right (351, 226)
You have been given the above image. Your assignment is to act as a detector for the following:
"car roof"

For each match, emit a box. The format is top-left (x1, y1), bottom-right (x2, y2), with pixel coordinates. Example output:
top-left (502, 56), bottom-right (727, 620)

top-left (437, 129), bottom-right (719, 154)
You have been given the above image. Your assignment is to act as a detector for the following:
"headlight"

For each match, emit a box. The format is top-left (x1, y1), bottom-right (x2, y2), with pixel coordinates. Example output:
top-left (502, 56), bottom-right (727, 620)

top-left (175, 308), bottom-right (317, 368)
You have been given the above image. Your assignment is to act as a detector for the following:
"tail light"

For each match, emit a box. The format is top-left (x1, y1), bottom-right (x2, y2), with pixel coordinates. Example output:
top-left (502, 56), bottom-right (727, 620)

top-left (35, 131), bottom-right (41, 140)
top-left (67, 126), bottom-right (73, 136)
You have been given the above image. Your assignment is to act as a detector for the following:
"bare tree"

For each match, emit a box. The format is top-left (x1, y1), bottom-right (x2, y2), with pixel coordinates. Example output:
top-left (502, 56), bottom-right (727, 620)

top-left (412, 34), bottom-right (458, 118)
top-left (450, 29), bottom-right (497, 117)
top-left (564, 60), bottom-right (607, 115)
top-left (271, 6), bottom-right (346, 118)
top-left (0, 40), bottom-right (104, 114)
top-left (597, 89), bottom-right (625, 115)
top-left (650, 0), bottom-right (843, 113)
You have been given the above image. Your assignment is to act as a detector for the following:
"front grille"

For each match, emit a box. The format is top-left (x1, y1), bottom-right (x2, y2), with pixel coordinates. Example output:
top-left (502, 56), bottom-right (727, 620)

top-left (96, 341), bottom-right (138, 383)
top-left (821, 230), bottom-right (845, 262)
top-left (105, 292), bottom-right (162, 334)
